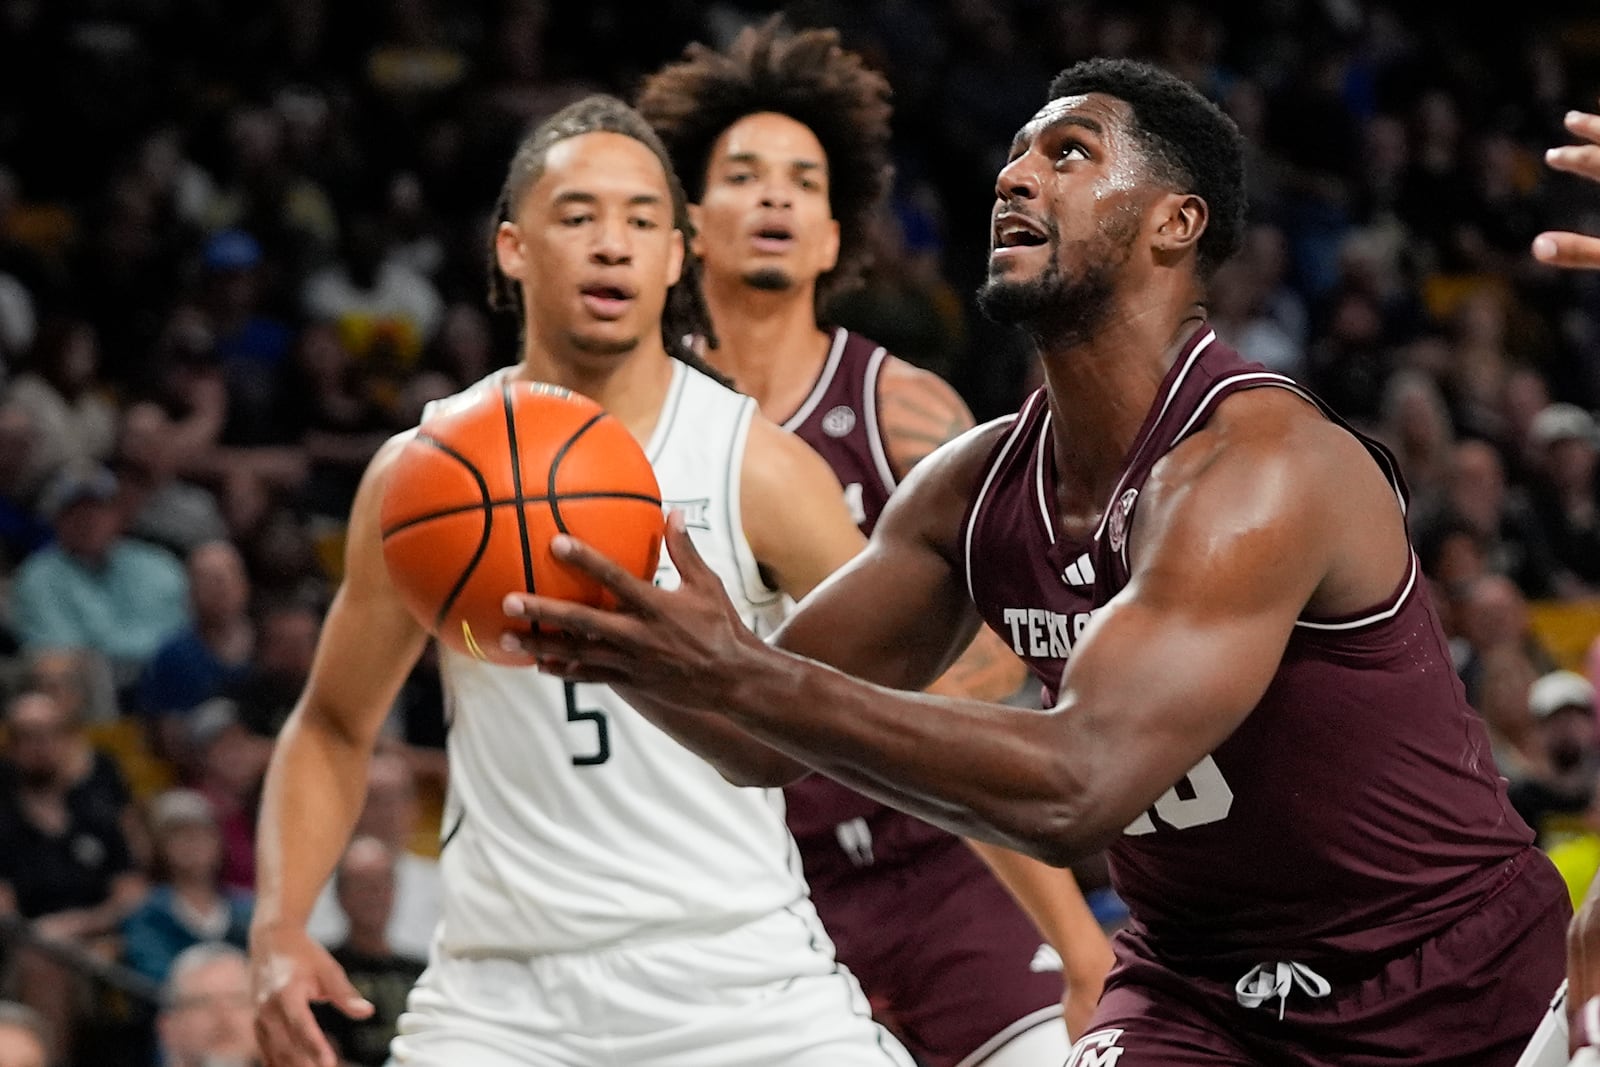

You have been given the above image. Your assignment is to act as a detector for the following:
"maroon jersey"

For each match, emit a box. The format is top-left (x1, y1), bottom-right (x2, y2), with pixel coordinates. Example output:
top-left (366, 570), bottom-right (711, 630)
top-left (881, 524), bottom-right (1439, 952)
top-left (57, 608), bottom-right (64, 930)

top-left (782, 329), bottom-right (948, 870)
top-left (960, 326), bottom-right (1539, 967)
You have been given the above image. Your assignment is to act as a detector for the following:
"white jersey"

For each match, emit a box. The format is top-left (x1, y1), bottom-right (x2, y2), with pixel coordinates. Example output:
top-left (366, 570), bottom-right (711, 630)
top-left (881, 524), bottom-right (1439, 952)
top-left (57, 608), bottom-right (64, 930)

top-left (421, 363), bottom-right (801, 957)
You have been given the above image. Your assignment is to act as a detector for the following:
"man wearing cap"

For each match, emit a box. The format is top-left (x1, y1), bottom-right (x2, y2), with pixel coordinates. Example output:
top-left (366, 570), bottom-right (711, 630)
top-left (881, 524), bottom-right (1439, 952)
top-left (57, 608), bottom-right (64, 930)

top-left (1527, 401), bottom-right (1600, 591)
top-left (9, 460), bottom-right (190, 683)
top-left (1510, 670), bottom-right (1600, 849)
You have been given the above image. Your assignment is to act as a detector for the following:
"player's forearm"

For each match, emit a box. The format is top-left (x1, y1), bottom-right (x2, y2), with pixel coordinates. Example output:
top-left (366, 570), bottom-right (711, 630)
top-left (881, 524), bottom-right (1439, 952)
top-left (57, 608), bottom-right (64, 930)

top-left (967, 840), bottom-right (1115, 984)
top-left (722, 644), bottom-right (1110, 864)
top-left (615, 685), bottom-right (808, 787)
top-left (251, 707), bottom-right (376, 933)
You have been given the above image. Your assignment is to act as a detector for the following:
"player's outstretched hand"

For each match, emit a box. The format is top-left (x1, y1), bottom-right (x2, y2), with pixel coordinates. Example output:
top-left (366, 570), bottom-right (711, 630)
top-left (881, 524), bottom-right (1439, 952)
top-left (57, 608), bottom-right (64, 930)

top-left (1533, 105), bottom-right (1600, 269)
top-left (501, 509), bottom-right (763, 703)
top-left (251, 925), bottom-right (373, 1067)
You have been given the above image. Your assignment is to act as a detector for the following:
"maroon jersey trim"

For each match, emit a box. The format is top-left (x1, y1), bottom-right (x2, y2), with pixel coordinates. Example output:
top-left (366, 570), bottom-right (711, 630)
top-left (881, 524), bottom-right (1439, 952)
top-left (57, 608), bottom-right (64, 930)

top-left (780, 327), bottom-right (849, 432)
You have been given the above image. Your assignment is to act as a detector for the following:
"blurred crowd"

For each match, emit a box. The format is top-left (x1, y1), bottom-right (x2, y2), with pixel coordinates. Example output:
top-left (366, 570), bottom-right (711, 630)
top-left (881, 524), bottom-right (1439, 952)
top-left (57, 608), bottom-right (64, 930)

top-left (2, 0), bottom-right (1600, 1063)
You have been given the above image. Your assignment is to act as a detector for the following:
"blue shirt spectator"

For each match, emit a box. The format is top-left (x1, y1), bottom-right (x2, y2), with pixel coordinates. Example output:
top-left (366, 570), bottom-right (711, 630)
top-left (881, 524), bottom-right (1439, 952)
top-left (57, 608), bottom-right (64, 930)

top-left (10, 464), bottom-right (189, 678)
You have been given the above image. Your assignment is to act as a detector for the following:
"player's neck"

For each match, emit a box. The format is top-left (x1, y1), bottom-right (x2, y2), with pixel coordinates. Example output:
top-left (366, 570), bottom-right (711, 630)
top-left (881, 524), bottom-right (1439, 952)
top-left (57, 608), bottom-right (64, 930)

top-left (514, 337), bottom-right (679, 447)
top-left (1036, 301), bottom-right (1210, 509)
top-left (701, 273), bottom-right (832, 422)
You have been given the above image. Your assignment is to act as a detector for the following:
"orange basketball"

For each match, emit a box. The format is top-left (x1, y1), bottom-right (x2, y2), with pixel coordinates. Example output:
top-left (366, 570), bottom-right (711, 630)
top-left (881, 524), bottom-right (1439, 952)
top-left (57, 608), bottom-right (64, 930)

top-left (379, 379), bottom-right (664, 667)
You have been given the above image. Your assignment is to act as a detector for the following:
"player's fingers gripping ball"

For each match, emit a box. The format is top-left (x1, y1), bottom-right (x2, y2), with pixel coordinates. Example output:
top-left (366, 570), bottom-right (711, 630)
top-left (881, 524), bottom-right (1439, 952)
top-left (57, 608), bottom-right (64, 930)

top-left (380, 380), bottom-right (665, 666)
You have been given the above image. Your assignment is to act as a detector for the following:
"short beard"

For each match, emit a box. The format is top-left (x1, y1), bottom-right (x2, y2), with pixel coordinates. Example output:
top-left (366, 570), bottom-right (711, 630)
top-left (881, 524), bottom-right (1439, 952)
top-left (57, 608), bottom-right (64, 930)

top-left (977, 213), bottom-right (1136, 344)
top-left (566, 332), bottom-right (642, 356)
top-left (742, 267), bottom-right (793, 292)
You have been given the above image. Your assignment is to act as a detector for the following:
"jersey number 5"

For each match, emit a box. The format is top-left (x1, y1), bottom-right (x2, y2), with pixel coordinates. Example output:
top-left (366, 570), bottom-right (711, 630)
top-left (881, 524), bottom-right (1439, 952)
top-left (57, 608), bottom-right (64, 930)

top-left (564, 683), bottom-right (610, 766)
top-left (1123, 754), bottom-right (1233, 835)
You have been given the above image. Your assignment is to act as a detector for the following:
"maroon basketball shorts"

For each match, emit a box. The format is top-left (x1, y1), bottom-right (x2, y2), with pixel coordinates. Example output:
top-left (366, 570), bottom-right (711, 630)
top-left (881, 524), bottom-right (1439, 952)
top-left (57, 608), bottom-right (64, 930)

top-left (808, 833), bottom-right (1066, 1067)
top-left (1068, 849), bottom-right (1568, 1066)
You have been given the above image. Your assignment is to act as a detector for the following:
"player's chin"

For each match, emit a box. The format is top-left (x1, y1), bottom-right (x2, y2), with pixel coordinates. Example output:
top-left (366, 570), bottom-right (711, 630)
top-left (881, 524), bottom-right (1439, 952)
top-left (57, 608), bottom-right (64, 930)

top-left (566, 326), bottom-right (645, 358)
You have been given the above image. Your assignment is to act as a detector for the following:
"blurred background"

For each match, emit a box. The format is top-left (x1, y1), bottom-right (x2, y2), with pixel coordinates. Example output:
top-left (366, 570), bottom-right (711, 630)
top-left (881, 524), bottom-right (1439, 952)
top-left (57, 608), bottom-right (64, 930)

top-left (1, 0), bottom-right (1600, 1064)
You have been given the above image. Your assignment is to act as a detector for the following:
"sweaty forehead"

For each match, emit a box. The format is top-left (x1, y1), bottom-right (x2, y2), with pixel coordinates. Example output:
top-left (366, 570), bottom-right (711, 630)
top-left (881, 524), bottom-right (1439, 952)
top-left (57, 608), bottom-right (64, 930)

top-left (1013, 93), bottom-right (1131, 150)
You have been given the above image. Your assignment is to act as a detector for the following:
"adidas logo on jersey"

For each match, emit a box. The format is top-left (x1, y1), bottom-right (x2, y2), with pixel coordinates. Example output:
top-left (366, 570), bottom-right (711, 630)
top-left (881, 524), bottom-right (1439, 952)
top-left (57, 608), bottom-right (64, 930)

top-left (1061, 553), bottom-right (1096, 586)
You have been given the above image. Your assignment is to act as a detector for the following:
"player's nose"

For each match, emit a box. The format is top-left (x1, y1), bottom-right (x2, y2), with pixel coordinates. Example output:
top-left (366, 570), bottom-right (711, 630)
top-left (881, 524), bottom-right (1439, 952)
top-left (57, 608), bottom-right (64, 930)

top-left (995, 153), bottom-right (1042, 203)
top-left (590, 220), bottom-right (633, 264)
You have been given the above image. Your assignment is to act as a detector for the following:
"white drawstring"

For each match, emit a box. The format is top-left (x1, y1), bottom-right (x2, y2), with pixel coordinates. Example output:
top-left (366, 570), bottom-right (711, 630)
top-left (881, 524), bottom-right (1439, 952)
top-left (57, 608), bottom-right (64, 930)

top-left (1234, 961), bottom-right (1333, 1020)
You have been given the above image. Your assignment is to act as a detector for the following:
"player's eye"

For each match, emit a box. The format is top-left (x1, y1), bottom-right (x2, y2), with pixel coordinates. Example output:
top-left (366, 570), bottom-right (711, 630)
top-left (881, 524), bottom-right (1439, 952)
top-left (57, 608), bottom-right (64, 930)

top-left (726, 171), bottom-right (755, 184)
top-left (798, 177), bottom-right (822, 193)
top-left (561, 213), bottom-right (593, 227)
top-left (629, 216), bottom-right (658, 230)
top-left (1057, 143), bottom-right (1089, 163)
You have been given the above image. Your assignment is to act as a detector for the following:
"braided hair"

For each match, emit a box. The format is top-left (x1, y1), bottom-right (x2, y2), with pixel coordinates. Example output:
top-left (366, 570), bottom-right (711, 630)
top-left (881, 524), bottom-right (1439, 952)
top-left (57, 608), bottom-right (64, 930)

top-left (485, 93), bottom-right (726, 379)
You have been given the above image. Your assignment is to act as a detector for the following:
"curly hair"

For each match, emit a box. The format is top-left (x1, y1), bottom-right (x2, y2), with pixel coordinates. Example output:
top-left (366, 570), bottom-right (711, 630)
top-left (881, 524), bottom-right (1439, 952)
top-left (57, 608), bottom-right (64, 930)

top-left (635, 16), bottom-right (893, 305)
top-left (485, 93), bottom-right (724, 378)
top-left (1047, 58), bottom-right (1246, 279)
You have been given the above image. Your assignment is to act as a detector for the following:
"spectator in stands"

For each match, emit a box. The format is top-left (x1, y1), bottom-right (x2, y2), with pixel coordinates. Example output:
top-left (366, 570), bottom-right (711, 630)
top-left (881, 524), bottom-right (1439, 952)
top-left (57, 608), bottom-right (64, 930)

top-left (0, 690), bottom-right (146, 1059)
top-left (1374, 368), bottom-right (1457, 523)
top-left (1420, 438), bottom-right (1570, 599)
top-left (0, 1002), bottom-right (49, 1067)
top-left (122, 789), bottom-right (252, 986)
top-left (1509, 669), bottom-right (1600, 851)
top-left (301, 207), bottom-right (443, 402)
top-left (183, 700), bottom-right (268, 896)
top-left (5, 316), bottom-right (117, 501)
top-left (1453, 572), bottom-right (1559, 779)
top-left (113, 402), bottom-right (229, 559)
top-left (156, 942), bottom-right (261, 1067)
top-left (1525, 401), bottom-right (1600, 592)
top-left (9, 463), bottom-right (190, 683)
top-left (229, 598), bottom-right (319, 740)
top-left (137, 541), bottom-right (255, 760)
top-left (312, 837), bottom-right (424, 1067)
top-left (307, 749), bottom-right (440, 961)
top-left (0, 405), bottom-right (50, 574)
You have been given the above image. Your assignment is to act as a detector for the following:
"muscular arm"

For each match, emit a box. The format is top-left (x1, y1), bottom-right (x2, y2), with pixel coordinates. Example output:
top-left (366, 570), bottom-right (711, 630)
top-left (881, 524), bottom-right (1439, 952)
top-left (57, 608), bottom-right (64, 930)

top-left (518, 393), bottom-right (1409, 864)
top-left (615, 416), bottom-right (868, 787)
top-left (252, 436), bottom-right (430, 936)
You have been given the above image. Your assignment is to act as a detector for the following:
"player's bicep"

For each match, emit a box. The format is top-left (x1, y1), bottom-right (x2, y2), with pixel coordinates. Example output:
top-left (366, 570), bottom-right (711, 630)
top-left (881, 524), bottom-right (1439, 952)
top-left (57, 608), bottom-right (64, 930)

top-left (1048, 447), bottom-right (1330, 835)
top-left (298, 436), bottom-right (431, 746)
top-left (773, 434), bottom-right (987, 693)
top-left (741, 418), bottom-right (866, 601)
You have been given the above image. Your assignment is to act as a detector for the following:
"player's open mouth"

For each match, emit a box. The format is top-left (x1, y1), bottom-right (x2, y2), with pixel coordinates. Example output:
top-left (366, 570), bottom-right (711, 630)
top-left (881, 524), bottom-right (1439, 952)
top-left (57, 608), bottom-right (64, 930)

top-left (580, 284), bottom-right (636, 319)
top-left (993, 212), bottom-right (1049, 254)
top-left (750, 224), bottom-right (796, 253)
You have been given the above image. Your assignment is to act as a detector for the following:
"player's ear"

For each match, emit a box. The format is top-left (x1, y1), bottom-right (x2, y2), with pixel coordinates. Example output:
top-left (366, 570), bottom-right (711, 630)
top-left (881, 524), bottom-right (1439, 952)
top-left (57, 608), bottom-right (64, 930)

top-left (685, 202), bottom-right (706, 259)
top-left (1152, 193), bottom-right (1207, 259)
top-left (666, 227), bottom-right (685, 288)
top-left (495, 220), bottom-right (526, 280)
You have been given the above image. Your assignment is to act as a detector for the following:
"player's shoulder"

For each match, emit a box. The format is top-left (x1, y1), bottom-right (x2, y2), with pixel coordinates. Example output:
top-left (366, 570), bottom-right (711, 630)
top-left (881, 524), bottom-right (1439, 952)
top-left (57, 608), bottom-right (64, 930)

top-left (1174, 385), bottom-right (1369, 487)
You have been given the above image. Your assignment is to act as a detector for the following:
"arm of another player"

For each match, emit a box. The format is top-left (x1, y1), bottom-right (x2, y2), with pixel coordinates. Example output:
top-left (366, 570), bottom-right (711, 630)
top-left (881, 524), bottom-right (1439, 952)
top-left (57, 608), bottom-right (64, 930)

top-left (1535, 104), bottom-right (1600, 268)
top-left (251, 434), bottom-right (431, 1067)
top-left (604, 416), bottom-right (868, 788)
top-left (880, 358), bottom-right (1114, 1025)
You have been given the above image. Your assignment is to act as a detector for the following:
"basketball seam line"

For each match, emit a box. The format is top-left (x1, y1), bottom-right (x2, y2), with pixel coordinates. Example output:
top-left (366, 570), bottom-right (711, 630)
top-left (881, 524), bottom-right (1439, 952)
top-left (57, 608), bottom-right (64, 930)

top-left (501, 383), bottom-right (538, 595)
top-left (547, 412), bottom-right (608, 536)
top-left (379, 491), bottom-right (663, 539)
top-left (413, 434), bottom-right (494, 630)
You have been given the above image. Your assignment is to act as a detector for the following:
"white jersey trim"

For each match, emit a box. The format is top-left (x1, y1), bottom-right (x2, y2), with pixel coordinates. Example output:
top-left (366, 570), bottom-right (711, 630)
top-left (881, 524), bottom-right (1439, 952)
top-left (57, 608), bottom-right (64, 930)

top-left (646, 361), bottom-right (690, 464)
top-left (861, 344), bottom-right (899, 493)
top-left (1034, 409), bottom-right (1055, 545)
top-left (780, 327), bottom-right (848, 432)
top-left (1092, 329), bottom-right (1216, 543)
top-left (1294, 552), bottom-right (1420, 632)
top-left (963, 392), bottom-right (1046, 603)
